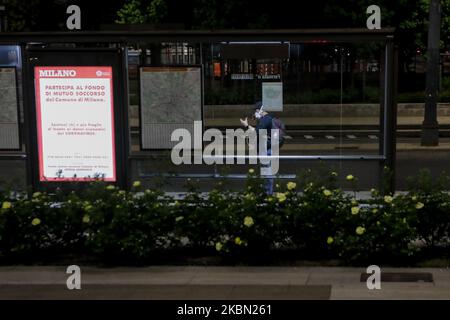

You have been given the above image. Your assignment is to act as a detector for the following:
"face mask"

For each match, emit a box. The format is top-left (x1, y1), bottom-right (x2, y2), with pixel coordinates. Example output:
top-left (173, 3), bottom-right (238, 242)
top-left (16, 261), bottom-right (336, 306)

top-left (254, 111), bottom-right (262, 119)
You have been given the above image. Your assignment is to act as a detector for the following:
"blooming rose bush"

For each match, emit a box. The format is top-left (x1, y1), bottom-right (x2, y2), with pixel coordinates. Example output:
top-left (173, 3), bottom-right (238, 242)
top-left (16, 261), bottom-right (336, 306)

top-left (0, 190), bottom-right (85, 259)
top-left (84, 183), bottom-right (175, 261)
top-left (0, 169), bottom-right (449, 264)
top-left (332, 191), bottom-right (418, 263)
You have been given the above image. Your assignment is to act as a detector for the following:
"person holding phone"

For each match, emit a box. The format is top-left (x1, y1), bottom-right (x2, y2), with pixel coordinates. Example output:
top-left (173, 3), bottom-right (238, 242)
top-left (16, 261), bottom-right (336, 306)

top-left (240, 101), bottom-right (275, 195)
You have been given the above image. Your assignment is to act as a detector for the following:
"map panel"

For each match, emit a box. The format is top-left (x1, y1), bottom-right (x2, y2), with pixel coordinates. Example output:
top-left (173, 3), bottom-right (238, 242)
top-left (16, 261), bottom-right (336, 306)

top-left (140, 67), bottom-right (202, 149)
top-left (0, 68), bottom-right (20, 149)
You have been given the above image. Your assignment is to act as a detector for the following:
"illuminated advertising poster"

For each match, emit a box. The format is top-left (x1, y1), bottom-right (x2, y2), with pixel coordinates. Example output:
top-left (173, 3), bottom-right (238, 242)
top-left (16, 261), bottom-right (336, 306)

top-left (34, 66), bottom-right (116, 181)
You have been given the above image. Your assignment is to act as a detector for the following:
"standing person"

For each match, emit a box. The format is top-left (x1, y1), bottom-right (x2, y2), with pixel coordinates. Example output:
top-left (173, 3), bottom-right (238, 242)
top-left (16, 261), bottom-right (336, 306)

top-left (240, 101), bottom-right (275, 195)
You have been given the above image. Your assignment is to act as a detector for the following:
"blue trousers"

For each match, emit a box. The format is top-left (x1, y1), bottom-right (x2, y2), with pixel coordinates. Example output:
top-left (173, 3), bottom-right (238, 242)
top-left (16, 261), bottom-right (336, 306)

top-left (261, 148), bottom-right (274, 195)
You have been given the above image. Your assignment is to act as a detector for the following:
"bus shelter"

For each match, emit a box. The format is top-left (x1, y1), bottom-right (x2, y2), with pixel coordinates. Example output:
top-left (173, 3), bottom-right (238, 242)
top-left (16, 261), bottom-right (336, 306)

top-left (0, 28), bottom-right (398, 192)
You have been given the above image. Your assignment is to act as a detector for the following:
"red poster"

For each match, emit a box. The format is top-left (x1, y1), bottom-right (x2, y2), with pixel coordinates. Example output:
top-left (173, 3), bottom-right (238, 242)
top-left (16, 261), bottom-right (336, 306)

top-left (34, 66), bottom-right (116, 182)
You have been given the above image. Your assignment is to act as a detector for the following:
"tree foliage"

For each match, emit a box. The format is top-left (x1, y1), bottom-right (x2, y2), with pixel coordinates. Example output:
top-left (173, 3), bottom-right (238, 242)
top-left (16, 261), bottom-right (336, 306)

top-left (113, 0), bottom-right (450, 48)
top-left (2, 0), bottom-right (450, 64)
top-left (3, 0), bottom-right (48, 31)
top-left (115, 0), bottom-right (167, 24)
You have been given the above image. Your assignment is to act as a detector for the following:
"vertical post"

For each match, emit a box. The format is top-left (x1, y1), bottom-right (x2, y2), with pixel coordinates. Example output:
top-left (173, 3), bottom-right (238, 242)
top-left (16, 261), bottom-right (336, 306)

top-left (422, 0), bottom-right (441, 146)
top-left (378, 47), bottom-right (386, 192)
top-left (383, 37), bottom-right (397, 194)
top-left (297, 44), bottom-right (300, 102)
top-left (21, 45), bottom-right (35, 192)
top-left (120, 45), bottom-right (131, 190)
top-left (392, 46), bottom-right (399, 192)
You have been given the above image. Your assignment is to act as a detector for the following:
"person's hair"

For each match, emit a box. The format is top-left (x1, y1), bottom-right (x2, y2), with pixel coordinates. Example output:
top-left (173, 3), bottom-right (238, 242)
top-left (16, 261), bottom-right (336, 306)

top-left (254, 101), bottom-right (263, 110)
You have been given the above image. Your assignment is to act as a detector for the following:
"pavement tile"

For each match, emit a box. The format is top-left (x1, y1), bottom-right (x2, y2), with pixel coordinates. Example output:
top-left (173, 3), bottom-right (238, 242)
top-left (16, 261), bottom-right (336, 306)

top-left (0, 267), bottom-right (448, 299)
top-left (331, 284), bottom-right (450, 300)
top-left (0, 284), bottom-right (331, 300)
top-left (190, 273), bottom-right (308, 285)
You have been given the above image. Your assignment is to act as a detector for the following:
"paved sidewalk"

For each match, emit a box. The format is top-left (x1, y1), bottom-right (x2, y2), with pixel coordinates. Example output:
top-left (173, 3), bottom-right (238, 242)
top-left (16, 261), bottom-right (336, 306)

top-left (0, 266), bottom-right (449, 300)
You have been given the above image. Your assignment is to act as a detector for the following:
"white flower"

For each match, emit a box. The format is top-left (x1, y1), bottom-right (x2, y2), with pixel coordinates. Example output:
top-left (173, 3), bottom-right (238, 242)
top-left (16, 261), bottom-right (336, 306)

top-left (132, 181), bottom-right (141, 188)
top-left (244, 216), bottom-right (254, 227)
top-left (356, 226), bottom-right (366, 235)
top-left (276, 193), bottom-right (287, 203)
top-left (287, 182), bottom-right (297, 190)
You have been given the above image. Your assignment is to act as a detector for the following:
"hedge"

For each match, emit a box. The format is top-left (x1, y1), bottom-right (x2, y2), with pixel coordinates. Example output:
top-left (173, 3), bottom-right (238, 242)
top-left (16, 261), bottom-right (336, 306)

top-left (0, 169), bottom-right (449, 265)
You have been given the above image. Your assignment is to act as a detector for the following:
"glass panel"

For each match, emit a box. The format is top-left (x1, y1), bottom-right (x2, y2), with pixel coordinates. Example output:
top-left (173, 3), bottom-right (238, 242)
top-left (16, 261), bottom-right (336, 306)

top-left (202, 41), bottom-right (384, 156)
top-left (0, 46), bottom-right (21, 150)
top-left (0, 159), bottom-right (26, 190)
top-left (126, 40), bottom-right (386, 191)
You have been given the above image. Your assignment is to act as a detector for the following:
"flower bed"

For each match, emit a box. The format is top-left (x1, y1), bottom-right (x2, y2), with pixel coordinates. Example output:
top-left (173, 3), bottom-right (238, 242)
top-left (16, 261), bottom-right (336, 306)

top-left (0, 169), bottom-right (449, 265)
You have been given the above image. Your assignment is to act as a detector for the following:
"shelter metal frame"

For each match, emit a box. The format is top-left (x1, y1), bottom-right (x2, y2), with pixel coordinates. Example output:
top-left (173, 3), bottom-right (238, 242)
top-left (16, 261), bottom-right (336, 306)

top-left (0, 28), bottom-right (398, 191)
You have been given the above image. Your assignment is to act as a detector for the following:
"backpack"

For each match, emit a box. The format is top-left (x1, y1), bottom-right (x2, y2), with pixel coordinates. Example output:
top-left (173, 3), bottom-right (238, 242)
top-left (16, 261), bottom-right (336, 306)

top-left (271, 117), bottom-right (287, 148)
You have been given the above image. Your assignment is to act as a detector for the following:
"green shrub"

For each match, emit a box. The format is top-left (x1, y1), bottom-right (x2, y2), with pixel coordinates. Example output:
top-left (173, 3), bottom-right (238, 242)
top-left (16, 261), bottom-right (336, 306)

top-left (208, 172), bottom-right (284, 258)
top-left (0, 191), bottom-right (85, 259)
top-left (406, 170), bottom-right (450, 248)
top-left (0, 170), bottom-right (449, 265)
top-left (332, 191), bottom-right (417, 264)
top-left (172, 184), bottom-right (233, 249)
top-left (85, 185), bottom-right (174, 261)
top-left (286, 181), bottom-right (351, 257)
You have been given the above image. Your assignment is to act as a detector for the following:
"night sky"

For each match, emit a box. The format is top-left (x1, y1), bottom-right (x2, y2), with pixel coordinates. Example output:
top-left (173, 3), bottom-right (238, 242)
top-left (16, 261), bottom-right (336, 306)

top-left (1, 0), bottom-right (383, 31)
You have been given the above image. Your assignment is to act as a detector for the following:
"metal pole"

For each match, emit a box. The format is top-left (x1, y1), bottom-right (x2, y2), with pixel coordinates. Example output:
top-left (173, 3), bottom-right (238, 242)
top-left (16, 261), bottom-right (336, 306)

top-left (121, 45), bottom-right (131, 190)
top-left (20, 46), bottom-right (33, 192)
top-left (21, 46), bottom-right (39, 192)
top-left (383, 38), bottom-right (397, 193)
top-left (378, 47), bottom-right (386, 192)
top-left (421, 0), bottom-right (441, 146)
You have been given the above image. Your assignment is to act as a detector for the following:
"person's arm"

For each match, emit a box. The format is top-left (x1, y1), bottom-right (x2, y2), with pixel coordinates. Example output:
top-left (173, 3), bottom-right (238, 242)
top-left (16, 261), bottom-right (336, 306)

top-left (240, 117), bottom-right (256, 131)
